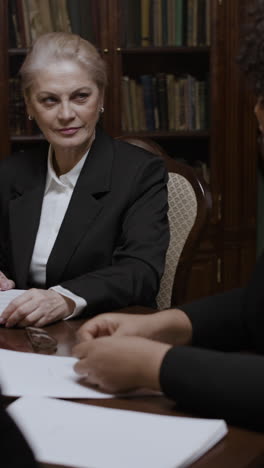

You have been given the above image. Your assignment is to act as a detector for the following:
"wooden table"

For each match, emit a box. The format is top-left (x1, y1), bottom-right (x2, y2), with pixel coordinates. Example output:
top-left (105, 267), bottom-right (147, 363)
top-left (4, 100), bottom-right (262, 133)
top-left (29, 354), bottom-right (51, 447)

top-left (1, 318), bottom-right (264, 468)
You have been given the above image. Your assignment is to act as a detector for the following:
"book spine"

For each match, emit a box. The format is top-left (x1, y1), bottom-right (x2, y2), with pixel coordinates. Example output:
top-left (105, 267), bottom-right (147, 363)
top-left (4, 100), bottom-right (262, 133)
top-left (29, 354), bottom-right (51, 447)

top-left (187, 0), bottom-right (194, 46)
top-left (140, 74), bottom-right (155, 131)
top-left (67, 0), bottom-right (81, 34)
top-left (129, 78), bottom-right (139, 131)
top-left (205, 0), bottom-right (211, 45)
top-left (54, 0), bottom-right (72, 32)
top-left (141, 0), bottom-right (150, 47)
top-left (34, 0), bottom-right (53, 34)
top-left (121, 76), bottom-right (133, 132)
top-left (153, 0), bottom-right (162, 46)
top-left (188, 75), bottom-right (196, 129)
top-left (79, 0), bottom-right (97, 43)
top-left (174, 0), bottom-right (183, 46)
top-left (195, 81), bottom-right (200, 130)
top-left (192, 0), bottom-right (198, 46)
top-left (156, 73), bottom-right (168, 130)
top-left (122, 0), bottom-right (141, 48)
top-left (181, 0), bottom-right (188, 46)
top-left (9, 1), bottom-right (21, 47)
top-left (204, 77), bottom-right (210, 129)
top-left (179, 76), bottom-right (187, 130)
top-left (197, 0), bottom-right (206, 45)
top-left (26, 0), bottom-right (39, 43)
top-left (136, 82), bottom-right (147, 130)
top-left (174, 76), bottom-right (180, 129)
top-left (22, 0), bottom-right (33, 46)
top-left (15, 0), bottom-right (27, 47)
top-left (166, 74), bottom-right (175, 130)
top-left (152, 75), bottom-right (159, 130)
top-left (167, 0), bottom-right (176, 46)
top-left (162, 0), bottom-right (168, 45)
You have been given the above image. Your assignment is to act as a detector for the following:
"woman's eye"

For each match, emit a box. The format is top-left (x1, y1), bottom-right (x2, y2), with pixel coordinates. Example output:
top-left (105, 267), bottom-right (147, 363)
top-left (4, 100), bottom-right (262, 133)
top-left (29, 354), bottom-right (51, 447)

top-left (41, 97), bottom-right (57, 105)
top-left (74, 93), bottom-right (89, 101)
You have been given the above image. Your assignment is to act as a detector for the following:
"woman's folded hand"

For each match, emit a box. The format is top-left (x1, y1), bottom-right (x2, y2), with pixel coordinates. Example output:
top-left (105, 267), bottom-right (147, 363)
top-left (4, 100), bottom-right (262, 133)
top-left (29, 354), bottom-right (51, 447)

top-left (0, 289), bottom-right (75, 328)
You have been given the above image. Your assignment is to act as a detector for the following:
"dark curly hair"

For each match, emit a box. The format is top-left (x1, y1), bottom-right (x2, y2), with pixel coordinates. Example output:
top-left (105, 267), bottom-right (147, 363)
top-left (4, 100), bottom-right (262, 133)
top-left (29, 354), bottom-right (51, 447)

top-left (238, 0), bottom-right (264, 96)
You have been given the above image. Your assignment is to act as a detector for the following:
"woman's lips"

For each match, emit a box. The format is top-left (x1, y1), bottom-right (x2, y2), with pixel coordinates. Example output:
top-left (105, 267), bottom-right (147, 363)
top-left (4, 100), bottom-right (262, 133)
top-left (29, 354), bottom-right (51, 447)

top-left (58, 127), bottom-right (81, 135)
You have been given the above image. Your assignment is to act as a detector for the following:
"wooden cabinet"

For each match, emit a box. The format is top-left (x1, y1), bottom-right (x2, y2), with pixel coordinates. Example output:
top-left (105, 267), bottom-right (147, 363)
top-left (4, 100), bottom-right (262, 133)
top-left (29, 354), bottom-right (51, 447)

top-left (0, 0), bottom-right (258, 302)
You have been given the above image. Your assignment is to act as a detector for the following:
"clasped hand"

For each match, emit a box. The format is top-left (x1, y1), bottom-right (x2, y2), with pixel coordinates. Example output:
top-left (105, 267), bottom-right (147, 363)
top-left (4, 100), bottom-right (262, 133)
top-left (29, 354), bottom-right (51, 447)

top-left (0, 270), bottom-right (74, 327)
top-left (0, 289), bottom-right (74, 327)
top-left (73, 310), bottom-right (192, 394)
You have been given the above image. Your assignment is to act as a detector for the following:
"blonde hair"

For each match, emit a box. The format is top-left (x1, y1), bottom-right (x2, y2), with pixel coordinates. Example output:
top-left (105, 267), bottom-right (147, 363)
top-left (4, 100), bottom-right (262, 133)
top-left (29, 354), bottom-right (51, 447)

top-left (20, 32), bottom-right (107, 97)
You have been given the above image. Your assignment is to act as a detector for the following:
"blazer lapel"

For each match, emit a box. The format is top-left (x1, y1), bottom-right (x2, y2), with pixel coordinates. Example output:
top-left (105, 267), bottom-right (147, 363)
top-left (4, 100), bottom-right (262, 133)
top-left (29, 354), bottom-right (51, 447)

top-left (46, 126), bottom-right (114, 286)
top-left (9, 155), bottom-right (47, 288)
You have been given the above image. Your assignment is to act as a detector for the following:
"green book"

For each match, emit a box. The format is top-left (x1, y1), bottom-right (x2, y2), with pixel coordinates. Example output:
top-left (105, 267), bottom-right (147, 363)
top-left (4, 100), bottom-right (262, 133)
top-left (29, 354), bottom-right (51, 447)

top-left (175, 0), bottom-right (183, 46)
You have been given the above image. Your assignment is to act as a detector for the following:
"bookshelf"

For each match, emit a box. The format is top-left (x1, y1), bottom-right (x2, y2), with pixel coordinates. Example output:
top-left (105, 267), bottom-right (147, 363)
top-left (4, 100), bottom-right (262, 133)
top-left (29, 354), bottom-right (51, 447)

top-left (0, 0), bottom-right (258, 302)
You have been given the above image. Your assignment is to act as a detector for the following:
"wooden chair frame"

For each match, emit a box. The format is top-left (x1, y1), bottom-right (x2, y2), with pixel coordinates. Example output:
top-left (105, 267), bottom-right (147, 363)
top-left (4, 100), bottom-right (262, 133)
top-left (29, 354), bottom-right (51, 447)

top-left (116, 136), bottom-right (212, 306)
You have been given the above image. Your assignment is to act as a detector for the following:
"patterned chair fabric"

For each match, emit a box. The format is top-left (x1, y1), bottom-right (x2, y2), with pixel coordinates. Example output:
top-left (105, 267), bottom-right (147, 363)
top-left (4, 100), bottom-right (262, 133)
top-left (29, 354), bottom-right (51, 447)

top-left (156, 173), bottom-right (197, 310)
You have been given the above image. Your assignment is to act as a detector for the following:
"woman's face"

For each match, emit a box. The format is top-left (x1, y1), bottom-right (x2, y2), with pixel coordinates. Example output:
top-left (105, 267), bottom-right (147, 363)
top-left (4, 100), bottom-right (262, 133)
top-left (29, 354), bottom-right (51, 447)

top-left (26, 60), bottom-right (104, 156)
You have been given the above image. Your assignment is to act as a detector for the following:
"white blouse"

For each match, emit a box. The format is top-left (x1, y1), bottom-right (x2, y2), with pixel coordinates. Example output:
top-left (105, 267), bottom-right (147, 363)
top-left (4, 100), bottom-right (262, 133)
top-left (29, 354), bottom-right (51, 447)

top-left (29, 146), bottom-right (89, 318)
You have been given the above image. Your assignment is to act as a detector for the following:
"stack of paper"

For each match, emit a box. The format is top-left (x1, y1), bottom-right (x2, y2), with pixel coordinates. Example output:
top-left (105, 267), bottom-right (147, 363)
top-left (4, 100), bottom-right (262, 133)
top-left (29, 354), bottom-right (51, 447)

top-left (0, 348), bottom-right (112, 399)
top-left (1, 340), bottom-right (228, 467)
top-left (8, 396), bottom-right (228, 468)
top-left (0, 289), bottom-right (26, 314)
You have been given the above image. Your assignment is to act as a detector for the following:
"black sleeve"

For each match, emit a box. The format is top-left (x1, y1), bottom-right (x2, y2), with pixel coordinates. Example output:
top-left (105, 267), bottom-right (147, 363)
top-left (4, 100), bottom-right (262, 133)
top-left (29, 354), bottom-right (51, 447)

top-left (158, 252), bottom-right (264, 429)
top-left (0, 395), bottom-right (37, 467)
top-left (180, 251), bottom-right (264, 353)
top-left (180, 288), bottom-right (249, 351)
top-left (160, 346), bottom-right (264, 431)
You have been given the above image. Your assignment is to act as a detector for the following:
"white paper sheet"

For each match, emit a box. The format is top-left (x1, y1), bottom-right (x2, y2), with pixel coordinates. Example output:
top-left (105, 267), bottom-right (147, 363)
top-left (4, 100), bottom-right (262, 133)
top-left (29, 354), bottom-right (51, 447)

top-left (0, 348), bottom-right (112, 398)
top-left (0, 289), bottom-right (26, 314)
top-left (8, 396), bottom-right (228, 468)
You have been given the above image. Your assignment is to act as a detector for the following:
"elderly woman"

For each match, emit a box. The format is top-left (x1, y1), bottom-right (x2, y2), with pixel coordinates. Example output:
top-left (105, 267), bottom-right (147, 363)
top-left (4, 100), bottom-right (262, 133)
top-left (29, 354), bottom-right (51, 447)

top-left (73, 1), bottom-right (264, 431)
top-left (0, 32), bottom-right (169, 328)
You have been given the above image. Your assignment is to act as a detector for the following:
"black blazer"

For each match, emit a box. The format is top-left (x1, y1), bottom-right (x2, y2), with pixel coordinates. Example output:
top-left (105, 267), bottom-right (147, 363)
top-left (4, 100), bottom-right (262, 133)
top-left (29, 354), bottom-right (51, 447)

top-left (0, 126), bottom-right (169, 314)
top-left (0, 390), bottom-right (37, 467)
top-left (160, 251), bottom-right (264, 430)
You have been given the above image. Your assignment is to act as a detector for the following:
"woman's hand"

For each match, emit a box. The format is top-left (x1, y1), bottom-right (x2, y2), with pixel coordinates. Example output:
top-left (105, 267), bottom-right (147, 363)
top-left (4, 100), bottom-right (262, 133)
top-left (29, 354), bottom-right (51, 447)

top-left (77, 309), bottom-right (192, 346)
top-left (0, 289), bottom-right (74, 328)
top-left (73, 335), bottom-right (171, 394)
top-left (0, 271), bottom-right (15, 291)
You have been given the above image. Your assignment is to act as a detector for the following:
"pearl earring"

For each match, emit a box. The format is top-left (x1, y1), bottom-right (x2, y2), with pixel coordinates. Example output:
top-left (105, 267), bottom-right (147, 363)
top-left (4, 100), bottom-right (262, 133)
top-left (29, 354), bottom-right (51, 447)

top-left (28, 115), bottom-right (33, 120)
top-left (100, 107), bottom-right (104, 113)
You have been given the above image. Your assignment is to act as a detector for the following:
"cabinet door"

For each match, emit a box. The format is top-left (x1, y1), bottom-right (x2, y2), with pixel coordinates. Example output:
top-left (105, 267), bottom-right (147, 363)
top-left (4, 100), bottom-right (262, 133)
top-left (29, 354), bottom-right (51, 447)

top-left (213, 0), bottom-right (258, 286)
top-left (186, 254), bottom-right (221, 300)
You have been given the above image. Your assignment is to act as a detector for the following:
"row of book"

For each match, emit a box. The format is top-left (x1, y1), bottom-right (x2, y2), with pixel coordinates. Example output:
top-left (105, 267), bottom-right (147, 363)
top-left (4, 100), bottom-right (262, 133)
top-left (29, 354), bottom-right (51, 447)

top-left (8, 0), bottom-right (97, 48)
top-left (122, 0), bottom-right (211, 48)
top-left (121, 73), bottom-right (209, 132)
top-left (8, 0), bottom-right (210, 50)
